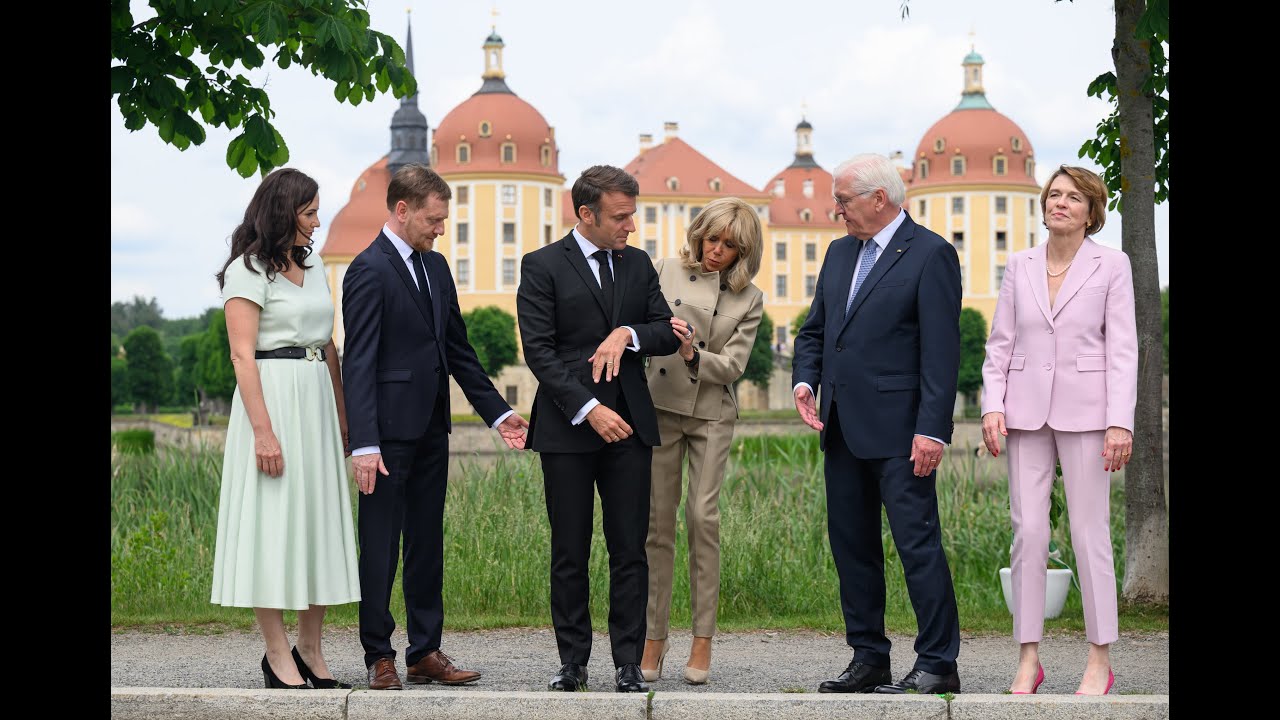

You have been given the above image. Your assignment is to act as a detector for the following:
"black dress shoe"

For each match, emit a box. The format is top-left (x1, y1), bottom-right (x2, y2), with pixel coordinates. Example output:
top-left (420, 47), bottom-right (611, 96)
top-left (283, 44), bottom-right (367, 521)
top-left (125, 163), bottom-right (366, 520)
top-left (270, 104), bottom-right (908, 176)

top-left (615, 663), bottom-right (649, 693)
top-left (874, 668), bottom-right (961, 694)
top-left (262, 654), bottom-right (310, 689)
top-left (818, 660), bottom-right (893, 693)
top-left (292, 647), bottom-right (352, 689)
top-left (549, 663), bottom-right (588, 691)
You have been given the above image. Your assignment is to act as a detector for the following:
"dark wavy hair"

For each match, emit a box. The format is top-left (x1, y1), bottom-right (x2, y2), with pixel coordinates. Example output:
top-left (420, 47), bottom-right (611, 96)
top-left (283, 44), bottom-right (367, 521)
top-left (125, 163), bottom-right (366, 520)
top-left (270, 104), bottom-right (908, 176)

top-left (216, 168), bottom-right (319, 290)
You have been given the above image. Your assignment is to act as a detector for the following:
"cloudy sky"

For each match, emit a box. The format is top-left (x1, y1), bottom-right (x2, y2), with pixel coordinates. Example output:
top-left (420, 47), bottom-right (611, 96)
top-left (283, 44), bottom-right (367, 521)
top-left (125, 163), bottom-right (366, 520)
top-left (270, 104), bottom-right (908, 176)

top-left (111, 0), bottom-right (1170, 319)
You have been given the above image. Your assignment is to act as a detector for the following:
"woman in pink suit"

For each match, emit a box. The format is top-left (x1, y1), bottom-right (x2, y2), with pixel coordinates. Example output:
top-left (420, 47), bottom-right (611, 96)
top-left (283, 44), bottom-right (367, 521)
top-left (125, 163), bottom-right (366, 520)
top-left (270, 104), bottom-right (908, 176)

top-left (980, 165), bottom-right (1136, 696)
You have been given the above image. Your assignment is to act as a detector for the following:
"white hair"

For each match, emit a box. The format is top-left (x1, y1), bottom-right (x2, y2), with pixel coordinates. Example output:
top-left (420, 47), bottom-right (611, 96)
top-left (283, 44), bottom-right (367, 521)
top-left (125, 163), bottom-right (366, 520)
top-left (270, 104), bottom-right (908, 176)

top-left (833, 153), bottom-right (906, 206)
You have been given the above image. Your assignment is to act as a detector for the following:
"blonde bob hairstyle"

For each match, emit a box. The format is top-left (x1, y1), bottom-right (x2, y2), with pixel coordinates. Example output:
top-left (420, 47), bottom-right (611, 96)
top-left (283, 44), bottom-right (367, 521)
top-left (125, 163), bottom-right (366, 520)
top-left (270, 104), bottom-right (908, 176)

top-left (1039, 165), bottom-right (1109, 237)
top-left (678, 197), bottom-right (763, 292)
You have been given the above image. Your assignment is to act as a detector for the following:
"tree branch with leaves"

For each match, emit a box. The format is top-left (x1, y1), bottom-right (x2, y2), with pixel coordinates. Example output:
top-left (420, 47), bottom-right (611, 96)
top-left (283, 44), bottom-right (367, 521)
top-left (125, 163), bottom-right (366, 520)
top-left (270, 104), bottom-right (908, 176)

top-left (110, 0), bottom-right (417, 177)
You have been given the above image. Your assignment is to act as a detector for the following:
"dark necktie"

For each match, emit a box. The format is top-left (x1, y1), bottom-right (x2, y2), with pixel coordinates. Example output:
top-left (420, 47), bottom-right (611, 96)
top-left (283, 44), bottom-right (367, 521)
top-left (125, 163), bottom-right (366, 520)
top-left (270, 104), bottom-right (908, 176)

top-left (592, 249), bottom-right (615, 320)
top-left (412, 251), bottom-right (435, 325)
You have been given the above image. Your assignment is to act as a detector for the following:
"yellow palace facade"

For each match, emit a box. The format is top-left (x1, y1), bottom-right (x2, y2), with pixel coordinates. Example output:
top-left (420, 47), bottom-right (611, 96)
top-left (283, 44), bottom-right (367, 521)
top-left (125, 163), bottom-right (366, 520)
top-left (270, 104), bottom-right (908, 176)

top-left (320, 23), bottom-right (1040, 411)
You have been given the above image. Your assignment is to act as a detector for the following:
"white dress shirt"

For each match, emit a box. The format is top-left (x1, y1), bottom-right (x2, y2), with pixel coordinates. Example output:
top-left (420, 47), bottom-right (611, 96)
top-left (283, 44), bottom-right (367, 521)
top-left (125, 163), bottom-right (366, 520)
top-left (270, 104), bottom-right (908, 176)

top-left (569, 225), bottom-right (641, 426)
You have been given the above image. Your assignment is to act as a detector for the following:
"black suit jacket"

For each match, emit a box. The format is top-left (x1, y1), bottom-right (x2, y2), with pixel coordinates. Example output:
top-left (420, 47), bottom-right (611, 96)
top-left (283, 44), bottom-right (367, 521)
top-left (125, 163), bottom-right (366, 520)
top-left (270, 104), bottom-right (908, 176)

top-left (342, 232), bottom-right (510, 449)
top-left (516, 232), bottom-right (681, 453)
top-left (791, 213), bottom-right (962, 458)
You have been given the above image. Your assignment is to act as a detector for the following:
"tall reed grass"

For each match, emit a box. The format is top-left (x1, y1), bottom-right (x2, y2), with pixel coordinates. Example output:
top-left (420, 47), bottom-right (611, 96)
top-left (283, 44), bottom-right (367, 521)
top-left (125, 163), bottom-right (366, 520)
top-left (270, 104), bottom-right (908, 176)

top-left (111, 434), bottom-right (1156, 634)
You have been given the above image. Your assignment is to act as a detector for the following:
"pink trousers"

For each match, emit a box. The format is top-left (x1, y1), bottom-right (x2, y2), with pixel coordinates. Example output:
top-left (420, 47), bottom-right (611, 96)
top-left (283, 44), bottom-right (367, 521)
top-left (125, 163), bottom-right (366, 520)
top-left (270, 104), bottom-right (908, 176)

top-left (1007, 425), bottom-right (1118, 645)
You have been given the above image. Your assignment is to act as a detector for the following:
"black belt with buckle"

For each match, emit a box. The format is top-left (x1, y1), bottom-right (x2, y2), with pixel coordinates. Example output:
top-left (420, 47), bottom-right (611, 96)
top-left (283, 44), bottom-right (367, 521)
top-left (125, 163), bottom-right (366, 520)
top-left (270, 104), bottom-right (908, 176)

top-left (255, 346), bottom-right (326, 361)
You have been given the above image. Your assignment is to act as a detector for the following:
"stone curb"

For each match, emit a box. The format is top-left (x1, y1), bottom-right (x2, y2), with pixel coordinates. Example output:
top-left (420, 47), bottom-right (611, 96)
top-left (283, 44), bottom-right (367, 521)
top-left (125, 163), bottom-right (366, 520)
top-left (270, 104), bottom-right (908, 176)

top-left (111, 687), bottom-right (1170, 720)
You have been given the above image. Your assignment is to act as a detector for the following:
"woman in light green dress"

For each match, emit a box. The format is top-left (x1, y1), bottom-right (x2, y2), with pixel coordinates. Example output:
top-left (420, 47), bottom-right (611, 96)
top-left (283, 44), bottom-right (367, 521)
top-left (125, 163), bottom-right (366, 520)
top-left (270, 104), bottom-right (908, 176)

top-left (210, 168), bottom-right (360, 689)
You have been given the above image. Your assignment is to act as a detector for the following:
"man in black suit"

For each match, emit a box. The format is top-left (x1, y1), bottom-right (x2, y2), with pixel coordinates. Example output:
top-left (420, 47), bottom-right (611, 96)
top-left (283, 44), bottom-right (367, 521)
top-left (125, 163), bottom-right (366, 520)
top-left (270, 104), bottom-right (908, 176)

top-left (342, 164), bottom-right (529, 690)
top-left (792, 153), bottom-right (964, 695)
top-left (516, 165), bottom-right (681, 693)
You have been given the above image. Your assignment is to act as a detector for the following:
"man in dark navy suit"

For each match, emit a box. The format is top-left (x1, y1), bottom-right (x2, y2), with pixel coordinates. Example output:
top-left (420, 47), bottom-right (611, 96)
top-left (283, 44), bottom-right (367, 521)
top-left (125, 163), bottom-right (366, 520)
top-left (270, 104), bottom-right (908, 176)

top-left (792, 153), bottom-right (964, 695)
top-left (342, 164), bottom-right (529, 690)
top-left (516, 165), bottom-right (681, 693)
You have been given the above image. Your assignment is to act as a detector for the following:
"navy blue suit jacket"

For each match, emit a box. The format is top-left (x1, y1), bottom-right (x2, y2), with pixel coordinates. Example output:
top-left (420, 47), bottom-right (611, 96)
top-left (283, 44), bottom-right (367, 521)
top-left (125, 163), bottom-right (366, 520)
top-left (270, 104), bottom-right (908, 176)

top-left (791, 213), bottom-right (962, 458)
top-left (342, 232), bottom-right (509, 449)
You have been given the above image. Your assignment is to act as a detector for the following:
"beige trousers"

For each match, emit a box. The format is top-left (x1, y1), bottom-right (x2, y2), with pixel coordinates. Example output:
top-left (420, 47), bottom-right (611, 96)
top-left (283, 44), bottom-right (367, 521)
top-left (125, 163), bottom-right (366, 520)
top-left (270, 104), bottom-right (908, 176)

top-left (645, 391), bottom-right (738, 639)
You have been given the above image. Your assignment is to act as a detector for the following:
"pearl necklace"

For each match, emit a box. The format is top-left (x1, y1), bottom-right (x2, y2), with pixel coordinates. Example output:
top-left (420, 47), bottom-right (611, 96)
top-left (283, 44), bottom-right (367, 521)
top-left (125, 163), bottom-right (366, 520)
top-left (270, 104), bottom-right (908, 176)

top-left (1046, 261), bottom-right (1072, 277)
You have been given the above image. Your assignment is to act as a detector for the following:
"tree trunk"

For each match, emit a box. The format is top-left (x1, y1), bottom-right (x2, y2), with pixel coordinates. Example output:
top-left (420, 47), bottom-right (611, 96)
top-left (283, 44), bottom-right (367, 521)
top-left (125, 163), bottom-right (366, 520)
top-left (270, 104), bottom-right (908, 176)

top-left (1114, 0), bottom-right (1169, 604)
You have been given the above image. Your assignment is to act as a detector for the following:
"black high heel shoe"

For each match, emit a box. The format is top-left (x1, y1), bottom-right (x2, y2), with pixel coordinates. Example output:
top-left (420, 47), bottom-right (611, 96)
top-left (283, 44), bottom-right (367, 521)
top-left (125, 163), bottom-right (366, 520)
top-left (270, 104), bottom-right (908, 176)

top-left (292, 646), bottom-right (352, 689)
top-left (262, 654), bottom-right (309, 689)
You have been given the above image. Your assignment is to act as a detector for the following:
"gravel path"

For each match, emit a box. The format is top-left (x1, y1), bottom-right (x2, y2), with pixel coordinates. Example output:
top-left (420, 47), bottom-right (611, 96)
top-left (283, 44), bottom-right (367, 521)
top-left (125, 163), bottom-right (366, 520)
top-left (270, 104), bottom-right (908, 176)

top-left (111, 626), bottom-right (1167, 695)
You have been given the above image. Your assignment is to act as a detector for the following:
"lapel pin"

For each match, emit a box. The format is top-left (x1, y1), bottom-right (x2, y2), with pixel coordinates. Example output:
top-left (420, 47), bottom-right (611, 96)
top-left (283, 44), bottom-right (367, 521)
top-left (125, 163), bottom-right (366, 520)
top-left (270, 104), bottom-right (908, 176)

top-left (896, 249), bottom-right (903, 253)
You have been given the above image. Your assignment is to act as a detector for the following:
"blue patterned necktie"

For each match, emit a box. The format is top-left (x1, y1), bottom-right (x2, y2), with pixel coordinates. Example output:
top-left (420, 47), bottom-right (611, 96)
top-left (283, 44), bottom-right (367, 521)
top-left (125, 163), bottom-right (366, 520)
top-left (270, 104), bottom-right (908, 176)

top-left (845, 239), bottom-right (878, 317)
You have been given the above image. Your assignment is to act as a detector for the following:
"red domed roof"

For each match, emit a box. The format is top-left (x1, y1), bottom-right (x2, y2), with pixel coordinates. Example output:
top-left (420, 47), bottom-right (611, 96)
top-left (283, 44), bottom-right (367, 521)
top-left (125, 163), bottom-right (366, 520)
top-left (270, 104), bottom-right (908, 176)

top-left (432, 91), bottom-right (561, 178)
top-left (319, 156), bottom-right (389, 259)
top-left (763, 165), bottom-right (842, 228)
top-left (624, 137), bottom-right (768, 200)
top-left (910, 108), bottom-right (1038, 191)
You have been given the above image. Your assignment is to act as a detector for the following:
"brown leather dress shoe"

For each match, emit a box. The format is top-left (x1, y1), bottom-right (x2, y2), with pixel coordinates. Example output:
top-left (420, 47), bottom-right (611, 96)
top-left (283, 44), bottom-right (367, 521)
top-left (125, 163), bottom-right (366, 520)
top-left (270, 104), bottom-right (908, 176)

top-left (406, 650), bottom-right (481, 685)
top-left (367, 657), bottom-right (403, 690)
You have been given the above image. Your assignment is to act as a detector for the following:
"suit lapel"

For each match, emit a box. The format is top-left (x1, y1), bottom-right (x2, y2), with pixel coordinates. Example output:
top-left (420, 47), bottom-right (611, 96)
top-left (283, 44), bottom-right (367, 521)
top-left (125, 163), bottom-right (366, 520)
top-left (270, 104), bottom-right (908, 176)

top-left (609, 249), bottom-right (627, 327)
top-left (376, 233), bottom-right (435, 333)
top-left (560, 235), bottom-right (610, 322)
top-left (825, 237), bottom-right (857, 332)
top-left (424, 252), bottom-right (445, 332)
top-left (839, 221), bottom-right (912, 334)
top-left (1050, 239), bottom-right (1103, 319)
top-left (1024, 249), bottom-right (1053, 326)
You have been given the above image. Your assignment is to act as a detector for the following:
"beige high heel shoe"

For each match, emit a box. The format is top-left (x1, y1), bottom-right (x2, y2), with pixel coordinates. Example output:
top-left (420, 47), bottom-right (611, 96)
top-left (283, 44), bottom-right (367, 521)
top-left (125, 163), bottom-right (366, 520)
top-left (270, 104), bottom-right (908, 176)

top-left (641, 640), bottom-right (668, 682)
top-left (683, 644), bottom-right (711, 685)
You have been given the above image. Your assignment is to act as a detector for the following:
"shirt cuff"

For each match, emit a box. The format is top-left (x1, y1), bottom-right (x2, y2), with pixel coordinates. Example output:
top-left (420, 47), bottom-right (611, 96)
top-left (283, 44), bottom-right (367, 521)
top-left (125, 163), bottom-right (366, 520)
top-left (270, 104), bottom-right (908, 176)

top-left (352, 445), bottom-right (379, 456)
top-left (571, 398), bottom-right (600, 426)
top-left (917, 434), bottom-right (948, 447)
top-left (793, 382), bottom-right (815, 397)
top-left (621, 326), bottom-right (640, 351)
top-left (490, 410), bottom-right (514, 430)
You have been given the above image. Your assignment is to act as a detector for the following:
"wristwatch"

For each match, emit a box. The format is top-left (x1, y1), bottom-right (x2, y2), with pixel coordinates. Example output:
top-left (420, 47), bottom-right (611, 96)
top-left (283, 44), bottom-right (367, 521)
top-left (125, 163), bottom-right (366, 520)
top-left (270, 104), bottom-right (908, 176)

top-left (685, 345), bottom-right (700, 367)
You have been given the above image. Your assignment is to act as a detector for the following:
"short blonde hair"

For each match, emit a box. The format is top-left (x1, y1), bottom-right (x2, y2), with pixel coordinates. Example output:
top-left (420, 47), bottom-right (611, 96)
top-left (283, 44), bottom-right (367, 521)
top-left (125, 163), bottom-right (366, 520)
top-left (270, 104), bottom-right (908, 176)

top-left (679, 197), bottom-right (763, 292)
top-left (1040, 165), bottom-right (1109, 236)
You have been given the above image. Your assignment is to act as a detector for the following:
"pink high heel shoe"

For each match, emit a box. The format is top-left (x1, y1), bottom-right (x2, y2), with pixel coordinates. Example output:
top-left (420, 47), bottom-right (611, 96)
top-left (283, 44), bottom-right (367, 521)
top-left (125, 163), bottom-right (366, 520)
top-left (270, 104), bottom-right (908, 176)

top-left (1011, 663), bottom-right (1044, 694)
top-left (1074, 668), bottom-right (1114, 695)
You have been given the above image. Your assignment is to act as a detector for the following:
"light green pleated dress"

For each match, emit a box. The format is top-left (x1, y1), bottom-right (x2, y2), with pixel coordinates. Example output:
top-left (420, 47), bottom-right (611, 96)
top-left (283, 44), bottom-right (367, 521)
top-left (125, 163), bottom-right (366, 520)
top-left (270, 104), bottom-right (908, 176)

top-left (210, 253), bottom-right (361, 610)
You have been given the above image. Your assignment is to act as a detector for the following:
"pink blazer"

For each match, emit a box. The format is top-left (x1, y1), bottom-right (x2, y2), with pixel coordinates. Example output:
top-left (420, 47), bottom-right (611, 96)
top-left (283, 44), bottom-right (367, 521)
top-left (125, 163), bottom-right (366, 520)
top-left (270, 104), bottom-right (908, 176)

top-left (981, 237), bottom-right (1137, 432)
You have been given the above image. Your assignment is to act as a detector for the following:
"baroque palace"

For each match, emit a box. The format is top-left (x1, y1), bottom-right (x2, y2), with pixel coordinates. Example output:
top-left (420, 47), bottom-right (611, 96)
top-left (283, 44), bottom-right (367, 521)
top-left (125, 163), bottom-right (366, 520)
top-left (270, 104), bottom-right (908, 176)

top-left (319, 22), bottom-right (1041, 414)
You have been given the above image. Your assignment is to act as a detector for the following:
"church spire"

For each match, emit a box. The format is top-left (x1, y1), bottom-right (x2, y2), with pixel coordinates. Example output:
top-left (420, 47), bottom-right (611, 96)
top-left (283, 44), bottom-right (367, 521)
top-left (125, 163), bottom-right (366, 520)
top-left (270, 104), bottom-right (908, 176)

top-left (388, 10), bottom-right (430, 174)
top-left (788, 112), bottom-right (819, 169)
top-left (955, 38), bottom-right (995, 111)
top-left (476, 20), bottom-right (514, 95)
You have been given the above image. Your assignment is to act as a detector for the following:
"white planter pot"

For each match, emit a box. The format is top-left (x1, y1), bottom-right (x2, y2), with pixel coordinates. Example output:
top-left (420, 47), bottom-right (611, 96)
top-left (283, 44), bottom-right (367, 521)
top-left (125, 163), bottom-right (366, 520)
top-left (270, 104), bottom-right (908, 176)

top-left (998, 567), bottom-right (1074, 619)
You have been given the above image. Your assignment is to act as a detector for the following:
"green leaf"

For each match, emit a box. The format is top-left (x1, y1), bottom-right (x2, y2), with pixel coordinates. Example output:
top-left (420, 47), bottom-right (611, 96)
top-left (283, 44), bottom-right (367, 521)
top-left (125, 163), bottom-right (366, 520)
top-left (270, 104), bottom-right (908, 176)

top-left (244, 114), bottom-right (267, 148)
top-left (178, 33), bottom-right (195, 58)
top-left (174, 111), bottom-right (206, 146)
top-left (268, 127), bottom-right (289, 166)
top-left (236, 146), bottom-right (259, 178)
top-left (110, 66), bottom-right (134, 95)
top-left (226, 136), bottom-right (247, 169)
top-left (375, 66), bottom-right (389, 93)
top-left (333, 81), bottom-right (349, 103)
top-left (347, 84), bottom-right (363, 106)
top-left (157, 112), bottom-right (175, 143)
top-left (276, 51), bottom-right (292, 70)
top-left (124, 109), bottom-right (146, 131)
top-left (314, 15), bottom-right (335, 47)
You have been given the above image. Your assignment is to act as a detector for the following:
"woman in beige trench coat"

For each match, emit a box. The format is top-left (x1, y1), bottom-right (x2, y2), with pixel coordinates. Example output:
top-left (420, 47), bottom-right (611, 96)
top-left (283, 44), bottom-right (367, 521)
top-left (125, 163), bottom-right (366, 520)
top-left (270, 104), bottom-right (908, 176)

top-left (639, 197), bottom-right (764, 685)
